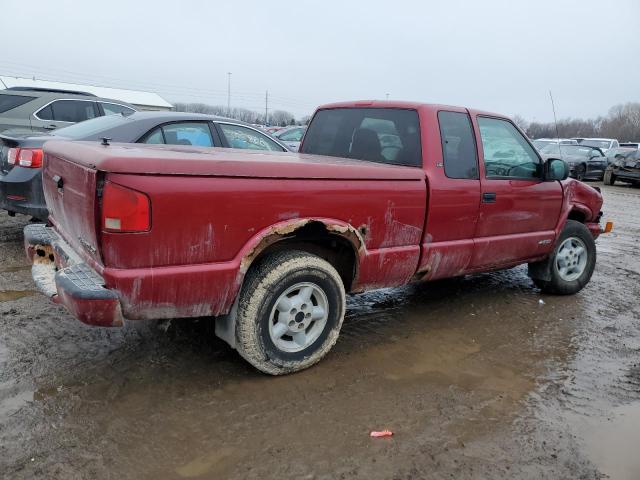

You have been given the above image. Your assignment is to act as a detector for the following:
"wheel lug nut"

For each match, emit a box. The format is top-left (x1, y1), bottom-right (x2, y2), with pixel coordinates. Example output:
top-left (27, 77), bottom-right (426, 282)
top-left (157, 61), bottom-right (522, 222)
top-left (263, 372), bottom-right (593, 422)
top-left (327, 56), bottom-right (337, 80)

top-left (301, 303), bottom-right (307, 310)
top-left (288, 320), bottom-right (295, 327)
top-left (298, 324), bottom-right (304, 329)
top-left (305, 313), bottom-right (311, 318)
top-left (290, 308), bottom-right (297, 315)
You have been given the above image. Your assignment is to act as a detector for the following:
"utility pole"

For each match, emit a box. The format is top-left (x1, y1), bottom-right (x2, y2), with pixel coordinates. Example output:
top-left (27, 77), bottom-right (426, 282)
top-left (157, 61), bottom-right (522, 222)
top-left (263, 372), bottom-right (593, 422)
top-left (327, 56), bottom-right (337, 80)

top-left (265, 90), bottom-right (269, 126)
top-left (227, 72), bottom-right (232, 116)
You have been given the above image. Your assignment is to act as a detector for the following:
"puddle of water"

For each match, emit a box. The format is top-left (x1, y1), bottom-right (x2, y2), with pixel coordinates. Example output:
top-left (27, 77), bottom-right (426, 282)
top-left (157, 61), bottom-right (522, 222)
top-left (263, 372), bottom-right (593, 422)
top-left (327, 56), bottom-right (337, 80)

top-left (175, 447), bottom-right (241, 478)
top-left (0, 380), bottom-right (34, 417)
top-left (579, 403), bottom-right (640, 480)
top-left (0, 290), bottom-right (35, 302)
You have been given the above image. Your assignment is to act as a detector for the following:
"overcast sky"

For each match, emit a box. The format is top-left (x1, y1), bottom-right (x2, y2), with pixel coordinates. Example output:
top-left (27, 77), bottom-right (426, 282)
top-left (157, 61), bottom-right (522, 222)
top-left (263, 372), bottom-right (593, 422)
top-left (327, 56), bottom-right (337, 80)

top-left (1, 0), bottom-right (638, 121)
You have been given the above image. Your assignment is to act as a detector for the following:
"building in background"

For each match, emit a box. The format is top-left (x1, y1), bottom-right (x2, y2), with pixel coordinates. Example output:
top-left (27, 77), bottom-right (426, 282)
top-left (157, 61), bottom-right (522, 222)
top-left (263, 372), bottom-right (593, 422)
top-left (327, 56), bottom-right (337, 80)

top-left (0, 76), bottom-right (173, 111)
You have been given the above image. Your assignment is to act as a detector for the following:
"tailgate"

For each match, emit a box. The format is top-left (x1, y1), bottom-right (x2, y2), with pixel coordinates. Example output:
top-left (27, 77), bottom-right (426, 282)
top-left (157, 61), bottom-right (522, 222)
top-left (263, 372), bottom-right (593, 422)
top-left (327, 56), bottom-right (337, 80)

top-left (42, 151), bottom-right (102, 265)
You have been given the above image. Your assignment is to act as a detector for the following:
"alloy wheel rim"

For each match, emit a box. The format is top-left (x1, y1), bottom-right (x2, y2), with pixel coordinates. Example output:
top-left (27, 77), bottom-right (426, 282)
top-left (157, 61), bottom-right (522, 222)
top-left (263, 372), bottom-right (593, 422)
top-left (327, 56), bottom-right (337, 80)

top-left (268, 282), bottom-right (329, 353)
top-left (555, 237), bottom-right (588, 282)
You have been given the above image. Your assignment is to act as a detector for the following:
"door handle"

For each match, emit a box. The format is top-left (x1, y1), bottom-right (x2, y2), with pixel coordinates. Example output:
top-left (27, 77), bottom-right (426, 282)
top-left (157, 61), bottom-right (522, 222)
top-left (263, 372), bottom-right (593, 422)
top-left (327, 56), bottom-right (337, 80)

top-left (43, 124), bottom-right (57, 130)
top-left (482, 192), bottom-right (497, 203)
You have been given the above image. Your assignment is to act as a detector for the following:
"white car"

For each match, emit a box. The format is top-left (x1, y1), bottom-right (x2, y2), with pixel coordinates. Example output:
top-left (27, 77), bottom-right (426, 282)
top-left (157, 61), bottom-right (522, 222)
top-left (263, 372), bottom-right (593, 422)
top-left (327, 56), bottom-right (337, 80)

top-left (576, 138), bottom-right (620, 153)
top-left (532, 138), bottom-right (577, 151)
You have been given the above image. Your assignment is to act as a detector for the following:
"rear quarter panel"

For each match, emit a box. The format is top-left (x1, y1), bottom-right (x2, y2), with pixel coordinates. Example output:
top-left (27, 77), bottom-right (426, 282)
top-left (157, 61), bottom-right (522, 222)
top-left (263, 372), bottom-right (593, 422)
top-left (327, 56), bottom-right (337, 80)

top-left (101, 173), bottom-right (426, 319)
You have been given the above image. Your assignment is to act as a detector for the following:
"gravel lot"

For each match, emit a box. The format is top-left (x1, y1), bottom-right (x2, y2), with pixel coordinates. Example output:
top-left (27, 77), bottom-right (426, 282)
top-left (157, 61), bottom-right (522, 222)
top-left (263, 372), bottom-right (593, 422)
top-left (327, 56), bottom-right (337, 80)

top-left (1, 182), bottom-right (639, 480)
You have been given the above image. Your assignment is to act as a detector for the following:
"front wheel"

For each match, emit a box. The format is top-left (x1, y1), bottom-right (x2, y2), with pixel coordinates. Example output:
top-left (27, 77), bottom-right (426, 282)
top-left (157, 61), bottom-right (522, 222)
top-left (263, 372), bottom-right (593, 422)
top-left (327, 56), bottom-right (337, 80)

top-left (235, 250), bottom-right (346, 375)
top-left (531, 220), bottom-right (596, 295)
top-left (575, 164), bottom-right (586, 181)
top-left (603, 168), bottom-right (616, 185)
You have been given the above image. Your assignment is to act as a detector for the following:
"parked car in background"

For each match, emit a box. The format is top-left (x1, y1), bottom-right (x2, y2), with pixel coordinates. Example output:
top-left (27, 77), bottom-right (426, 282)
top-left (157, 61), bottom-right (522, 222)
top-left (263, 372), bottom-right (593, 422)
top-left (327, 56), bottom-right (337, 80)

top-left (0, 111), bottom-right (288, 219)
top-left (576, 138), bottom-right (619, 152)
top-left (264, 126), bottom-right (285, 135)
top-left (0, 87), bottom-right (137, 134)
top-left (539, 144), bottom-right (607, 180)
top-left (272, 125), bottom-right (306, 151)
top-left (604, 148), bottom-right (640, 186)
top-left (532, 138), bottom-right (578, 151)
top-left (25, 100), bottom-right (605, 374)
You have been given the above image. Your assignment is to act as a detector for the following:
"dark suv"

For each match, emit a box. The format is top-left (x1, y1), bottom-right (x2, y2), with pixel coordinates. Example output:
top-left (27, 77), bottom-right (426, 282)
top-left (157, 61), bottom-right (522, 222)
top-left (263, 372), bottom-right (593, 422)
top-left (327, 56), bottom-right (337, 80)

top-left (0, 87), bottom-right (137, 134)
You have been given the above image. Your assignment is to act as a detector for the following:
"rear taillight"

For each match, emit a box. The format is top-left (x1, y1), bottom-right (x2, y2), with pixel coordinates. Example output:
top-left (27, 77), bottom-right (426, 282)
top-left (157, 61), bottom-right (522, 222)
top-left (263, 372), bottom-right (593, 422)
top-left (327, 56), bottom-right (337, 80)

top-left (7, 147), bottom-right (43, 168)
top-left (101, 182), bottom-right (151, 233)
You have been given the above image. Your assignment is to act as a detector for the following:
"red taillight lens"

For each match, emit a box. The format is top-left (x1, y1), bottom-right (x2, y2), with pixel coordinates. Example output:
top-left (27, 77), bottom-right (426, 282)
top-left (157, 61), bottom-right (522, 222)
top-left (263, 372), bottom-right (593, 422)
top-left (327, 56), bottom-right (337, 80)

top-left (101, 182), bottom-right (151, 233)
top-left (7, 148), bottom-right (18, 165)
top-left (18, 148), bottom-right (43, 168)
top-left (7, 148), bottom-right (43, 168)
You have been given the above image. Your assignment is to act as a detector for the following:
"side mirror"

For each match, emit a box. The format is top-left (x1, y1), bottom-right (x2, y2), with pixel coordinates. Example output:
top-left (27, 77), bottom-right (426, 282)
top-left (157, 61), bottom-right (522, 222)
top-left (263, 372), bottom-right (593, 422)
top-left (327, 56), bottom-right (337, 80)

top-left (544, 158), bottom-right (569, 181)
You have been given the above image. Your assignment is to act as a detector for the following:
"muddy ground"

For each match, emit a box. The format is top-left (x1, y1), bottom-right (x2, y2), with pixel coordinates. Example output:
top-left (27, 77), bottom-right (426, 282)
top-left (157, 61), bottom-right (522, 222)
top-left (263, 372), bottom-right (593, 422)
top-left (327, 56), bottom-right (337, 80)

top-left (1, 183), bottom-right (639, 480)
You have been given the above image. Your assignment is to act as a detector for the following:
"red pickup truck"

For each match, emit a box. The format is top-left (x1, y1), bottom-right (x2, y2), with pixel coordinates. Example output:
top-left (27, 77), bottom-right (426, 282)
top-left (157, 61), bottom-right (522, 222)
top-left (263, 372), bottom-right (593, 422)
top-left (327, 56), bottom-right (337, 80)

top-left (25, 101), bottom-right (605, 374)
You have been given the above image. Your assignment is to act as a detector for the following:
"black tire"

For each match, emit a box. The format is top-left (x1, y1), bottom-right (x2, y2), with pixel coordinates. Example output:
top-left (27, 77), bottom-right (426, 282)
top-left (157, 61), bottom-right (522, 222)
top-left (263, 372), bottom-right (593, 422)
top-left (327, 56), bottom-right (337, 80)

top-left (575, 164), bottom-right (586, 181)
top-left (603, 168), bottom-right (616, 185)
top-left (531, 220), bottom-right (596, 295)
top-left (235, 250), bottom-right (346, 375)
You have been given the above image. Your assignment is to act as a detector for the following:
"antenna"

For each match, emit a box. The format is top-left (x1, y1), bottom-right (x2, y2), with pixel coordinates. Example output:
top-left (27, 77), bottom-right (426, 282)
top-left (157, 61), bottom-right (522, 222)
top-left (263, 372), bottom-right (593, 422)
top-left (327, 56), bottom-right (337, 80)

top-left (549, 90), bottom-right (562, 155)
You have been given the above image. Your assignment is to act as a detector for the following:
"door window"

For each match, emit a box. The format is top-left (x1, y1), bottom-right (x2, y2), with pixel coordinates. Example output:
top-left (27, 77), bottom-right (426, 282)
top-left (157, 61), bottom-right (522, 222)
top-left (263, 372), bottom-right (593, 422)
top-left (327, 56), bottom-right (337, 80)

top-left (477, 117), bottom-right (541, 179)
top-left (218, 123), bottom-right (285, 151)
top-left (37, 100), bottom-right (98, 123)
top-left (100, 102), bottom-right (135, 116)
top-left (437, 111), bottom-right (478, 179)
top-left (141, 122), bottom-right (214, 147)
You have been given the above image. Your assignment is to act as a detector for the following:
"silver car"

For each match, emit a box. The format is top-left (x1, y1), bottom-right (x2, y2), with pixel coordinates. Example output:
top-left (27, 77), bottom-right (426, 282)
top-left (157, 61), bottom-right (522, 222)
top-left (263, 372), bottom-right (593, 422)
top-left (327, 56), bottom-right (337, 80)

top-left (273, 126), bottom-right (306, 151)
top-left (0, 87), bottom-right (137, 134)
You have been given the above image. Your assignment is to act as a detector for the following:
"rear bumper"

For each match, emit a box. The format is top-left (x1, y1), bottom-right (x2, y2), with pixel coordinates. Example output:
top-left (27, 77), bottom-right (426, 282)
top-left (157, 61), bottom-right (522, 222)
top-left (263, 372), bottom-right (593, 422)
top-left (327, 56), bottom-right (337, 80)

top-left (24, 224), bottom-right (123, 327)
top-left (0, 166), bottom-right (48, 219)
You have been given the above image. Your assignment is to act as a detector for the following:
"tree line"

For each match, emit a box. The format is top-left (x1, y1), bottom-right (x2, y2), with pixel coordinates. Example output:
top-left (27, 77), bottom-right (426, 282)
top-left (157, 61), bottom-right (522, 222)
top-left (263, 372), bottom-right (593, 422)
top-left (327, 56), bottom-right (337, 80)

top-left (172, 102), bottom-right (309, 126)
top-left (514, 102), bottom-right (640, 141)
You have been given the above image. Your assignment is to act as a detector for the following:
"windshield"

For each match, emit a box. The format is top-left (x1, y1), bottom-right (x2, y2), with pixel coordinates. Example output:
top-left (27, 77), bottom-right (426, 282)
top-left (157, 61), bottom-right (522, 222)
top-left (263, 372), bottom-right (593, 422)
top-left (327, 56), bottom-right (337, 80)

top-left (301, 108), bottom-right (422, 166)
top-left (540, 145), bottom-right (600, 157)
top-left (51, 113), bottom-right (132, 139)
top-left (580, 140), bottom-right (611, 149)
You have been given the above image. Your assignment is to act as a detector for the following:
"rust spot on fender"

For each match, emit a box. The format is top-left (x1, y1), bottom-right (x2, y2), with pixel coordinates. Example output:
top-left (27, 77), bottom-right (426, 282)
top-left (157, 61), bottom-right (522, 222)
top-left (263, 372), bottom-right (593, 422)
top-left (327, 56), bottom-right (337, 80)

top-left (238, 219), bottom-right (365, 275)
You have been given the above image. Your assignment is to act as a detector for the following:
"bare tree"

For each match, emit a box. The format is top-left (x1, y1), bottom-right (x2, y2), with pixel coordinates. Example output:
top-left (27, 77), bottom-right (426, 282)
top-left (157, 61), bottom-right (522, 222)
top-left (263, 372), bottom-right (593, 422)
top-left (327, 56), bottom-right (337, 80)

top-left (173, 102), bottom-right (304, 126)
top-left (519, 102), bottom-right (640, 141)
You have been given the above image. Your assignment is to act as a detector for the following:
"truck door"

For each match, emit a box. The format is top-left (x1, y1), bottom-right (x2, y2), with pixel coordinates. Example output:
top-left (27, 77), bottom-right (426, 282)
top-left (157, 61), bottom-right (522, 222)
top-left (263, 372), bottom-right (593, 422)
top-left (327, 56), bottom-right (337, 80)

top-left (419, 109), bottom-right (481, 280)
top-left (471, 116), bottom-right (562, 269)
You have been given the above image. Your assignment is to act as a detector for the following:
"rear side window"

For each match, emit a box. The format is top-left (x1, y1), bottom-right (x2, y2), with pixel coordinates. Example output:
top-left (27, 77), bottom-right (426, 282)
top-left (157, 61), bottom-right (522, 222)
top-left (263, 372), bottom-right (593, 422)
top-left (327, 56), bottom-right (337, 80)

top-left (141, 122), bottom-right (214, 147)
top-left (37, 100), bottom-right (98, 123)
top-left (301, 108), bottom-right (421, 166)
top-left (437, 111), bottom-right (478, 179)
top-left (100, 102), bottom-right (135, 116)
top-left (0, 94), bottom-right (35, 114)
top-left (218, 123), bottom-right (284, 151)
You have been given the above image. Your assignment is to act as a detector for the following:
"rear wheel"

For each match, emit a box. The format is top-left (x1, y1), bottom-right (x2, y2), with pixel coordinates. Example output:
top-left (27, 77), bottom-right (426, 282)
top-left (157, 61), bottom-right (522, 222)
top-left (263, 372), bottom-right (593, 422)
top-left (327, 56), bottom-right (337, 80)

top-left (603, 168), bottom-right (616, 185)
top-left (235, 250), bottom-right (346, 375)
top-left (531, 220), bottom-right (596, 295)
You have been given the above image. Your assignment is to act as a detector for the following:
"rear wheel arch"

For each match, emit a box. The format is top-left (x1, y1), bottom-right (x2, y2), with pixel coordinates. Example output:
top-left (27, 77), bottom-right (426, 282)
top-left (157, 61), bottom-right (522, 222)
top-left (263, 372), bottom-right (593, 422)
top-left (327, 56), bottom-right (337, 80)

top-left (238, 219), bottom-right (364, 293)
